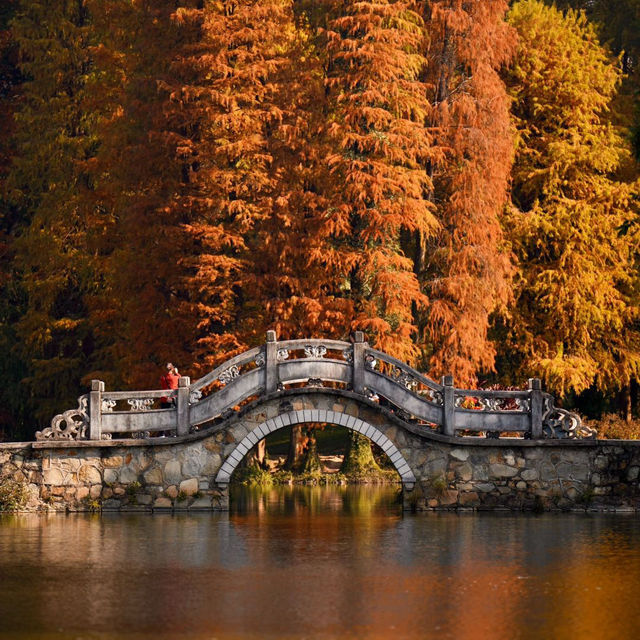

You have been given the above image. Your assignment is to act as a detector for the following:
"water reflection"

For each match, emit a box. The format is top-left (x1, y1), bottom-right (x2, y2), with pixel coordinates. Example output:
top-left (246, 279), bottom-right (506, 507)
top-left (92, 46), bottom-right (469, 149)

top-left (231, 484), bottom-right (402, 516)
top-left (0, 487), bottom-right (639, 639)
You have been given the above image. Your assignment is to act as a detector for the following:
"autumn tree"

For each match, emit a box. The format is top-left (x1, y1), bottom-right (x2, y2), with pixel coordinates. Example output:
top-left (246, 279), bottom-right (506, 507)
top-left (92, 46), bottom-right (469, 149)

top-left (419, 0), bottom-right (516, 386)
top-left (89, 0), bottom-right (336, 392)
top-left (235, 1), bottom-right (353, 343)
top-left (550, 0), bottom-right (640, 162)
top-left (0, 0), bottom-right (29, 439)
top-left (4, 0), bottom-right (98, 424)
top-left (323, 0), bottom-right (437, 364)
top-left (82, 0), bottom-right (200, 390)
top-left (501, 0), bottom-right (640, 398)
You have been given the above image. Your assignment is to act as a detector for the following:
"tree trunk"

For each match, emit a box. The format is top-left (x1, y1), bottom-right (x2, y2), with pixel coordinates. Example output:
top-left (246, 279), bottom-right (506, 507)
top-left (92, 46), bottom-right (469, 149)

top-left (623, 384), bottom-right (632, 423)
top-left (284, 424), bottom-right (305, 471)
top-left (340, 432), bottom-right (380, 474)
top-left (245, 438), bottom-right (268, 469)
top-left (301, 432), bottom-right (322, 474)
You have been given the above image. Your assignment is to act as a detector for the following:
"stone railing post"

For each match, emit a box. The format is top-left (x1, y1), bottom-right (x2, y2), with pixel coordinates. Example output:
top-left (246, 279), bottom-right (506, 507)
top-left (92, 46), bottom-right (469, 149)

top-left (529, 378), bottom-right (543, 439)
top-left (176, 376), bottom-right (191, 437)
top-left (441, 375), bottom-right (455, 437)
top-left (265, 330), bottom-right (278, 394)
top-left (352, 331), bottom-right (366, 394)
top-left (89, 380), bottom-right (104, 441)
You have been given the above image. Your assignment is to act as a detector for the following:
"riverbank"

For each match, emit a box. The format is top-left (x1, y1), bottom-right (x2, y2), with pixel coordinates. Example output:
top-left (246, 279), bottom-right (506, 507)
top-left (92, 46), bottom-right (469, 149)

top-left (232, 454), bottom-right (400, 486)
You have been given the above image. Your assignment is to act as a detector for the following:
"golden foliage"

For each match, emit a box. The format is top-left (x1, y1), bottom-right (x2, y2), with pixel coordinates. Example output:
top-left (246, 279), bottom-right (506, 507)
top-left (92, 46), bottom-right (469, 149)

top-left (503, 0), bottom-right (640, 395)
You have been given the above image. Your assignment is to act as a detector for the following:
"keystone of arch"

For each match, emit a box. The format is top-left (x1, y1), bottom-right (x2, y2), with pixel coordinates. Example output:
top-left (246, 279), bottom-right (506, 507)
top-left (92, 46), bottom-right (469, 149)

top-left (215, 409), bottom-right (416, 487)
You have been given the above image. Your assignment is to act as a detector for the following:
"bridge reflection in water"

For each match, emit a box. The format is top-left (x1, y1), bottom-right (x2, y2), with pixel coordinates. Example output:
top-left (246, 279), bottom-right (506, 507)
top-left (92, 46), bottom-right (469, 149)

top-left (1, 488), bottom-right (640, 640)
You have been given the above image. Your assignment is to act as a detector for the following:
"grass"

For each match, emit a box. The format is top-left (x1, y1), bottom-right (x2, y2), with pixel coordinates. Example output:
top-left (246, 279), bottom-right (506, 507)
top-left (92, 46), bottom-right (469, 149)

top-left (232, 425), bottom-right (400, 486)
top-left (234, 466), bottom-right (399, 487)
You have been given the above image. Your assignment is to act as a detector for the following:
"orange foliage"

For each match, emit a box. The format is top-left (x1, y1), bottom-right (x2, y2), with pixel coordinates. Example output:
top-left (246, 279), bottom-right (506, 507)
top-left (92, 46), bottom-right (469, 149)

top-left (323, 0), bottom-right (438, 364)
top-left (421, 0), bottom-right (516, 385)
top-left (85, 0), bottom-right (199, 389)
top-left (7, 0), bottom-right (638, 423)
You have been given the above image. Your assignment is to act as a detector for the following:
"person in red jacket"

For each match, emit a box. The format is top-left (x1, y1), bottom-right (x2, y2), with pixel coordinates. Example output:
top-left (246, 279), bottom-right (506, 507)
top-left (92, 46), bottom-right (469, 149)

top-left (160, 362), bottom-right (180, 408)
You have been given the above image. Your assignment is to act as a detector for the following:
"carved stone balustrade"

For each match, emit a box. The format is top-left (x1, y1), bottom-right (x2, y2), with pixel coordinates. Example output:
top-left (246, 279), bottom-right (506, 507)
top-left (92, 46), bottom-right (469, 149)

top-left (39, 331), bottom-right (588, 442)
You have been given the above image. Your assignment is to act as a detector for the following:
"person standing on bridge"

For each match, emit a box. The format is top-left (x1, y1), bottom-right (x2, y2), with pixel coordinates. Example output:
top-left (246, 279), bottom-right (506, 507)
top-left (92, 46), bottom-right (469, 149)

top-left (160, 362), bottom-right (180, 409)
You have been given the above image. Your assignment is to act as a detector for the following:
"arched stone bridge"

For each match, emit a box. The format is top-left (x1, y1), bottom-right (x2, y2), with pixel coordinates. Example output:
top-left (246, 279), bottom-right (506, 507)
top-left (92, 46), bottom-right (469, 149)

top-left (39, 331), bottom-right (589, 447)
top-left (18, 332), bottom-right (618, 512)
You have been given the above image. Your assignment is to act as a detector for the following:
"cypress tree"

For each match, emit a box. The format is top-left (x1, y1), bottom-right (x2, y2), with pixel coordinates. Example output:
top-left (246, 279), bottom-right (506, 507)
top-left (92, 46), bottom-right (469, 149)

top-left (324, 0), bottom-right (437, 364)
top-left (502, 0), bottom-right (640, 396)
top-left (420, 0), bottom-right (516, 385)
top-left (6, 0), bottom-right (98, 423)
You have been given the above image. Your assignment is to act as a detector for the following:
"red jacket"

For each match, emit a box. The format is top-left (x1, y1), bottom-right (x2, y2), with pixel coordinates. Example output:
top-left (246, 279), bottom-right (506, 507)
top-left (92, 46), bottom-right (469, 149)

top-left (160, 371), bottom-right (180, 403)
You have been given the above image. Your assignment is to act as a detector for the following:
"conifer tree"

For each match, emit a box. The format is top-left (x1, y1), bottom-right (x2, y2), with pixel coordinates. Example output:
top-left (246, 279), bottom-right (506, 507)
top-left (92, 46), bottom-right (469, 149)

top-left (551, 0), bottom-right (640, 161)
top-left (5, 0), bottom-right (98, 423)
top-left (84, 0), bottom-right (197, 389)
top-left (419, 0), bottom-right (516, 385)
top-left (88, 0), bottom-right (328, 388)
top-left (167, 0), bottom-right (319, 368)
top-left (324, 0), bottom-right (437, 364)
top-left (0, 0), bottom-right (30, 439)
top-left (236, 2), bottom-right (353, 342)
top-left (502, 0), bottom-right (640, 396)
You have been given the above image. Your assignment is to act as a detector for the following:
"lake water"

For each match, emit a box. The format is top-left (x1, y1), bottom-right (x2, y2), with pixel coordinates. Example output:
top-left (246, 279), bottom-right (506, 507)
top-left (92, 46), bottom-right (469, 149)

top-left (1, 485), bottom-right (639, 640)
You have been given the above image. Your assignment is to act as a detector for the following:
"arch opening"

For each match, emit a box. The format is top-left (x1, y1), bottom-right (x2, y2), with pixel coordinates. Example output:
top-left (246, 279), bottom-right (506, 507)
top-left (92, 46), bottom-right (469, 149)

top-left (215, 409), bottom-right (416, 487)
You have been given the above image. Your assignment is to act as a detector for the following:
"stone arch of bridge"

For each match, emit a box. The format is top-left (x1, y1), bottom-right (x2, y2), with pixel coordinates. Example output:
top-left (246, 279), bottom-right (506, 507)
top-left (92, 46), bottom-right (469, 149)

top-left (215, 408), bottom-right (417, 487)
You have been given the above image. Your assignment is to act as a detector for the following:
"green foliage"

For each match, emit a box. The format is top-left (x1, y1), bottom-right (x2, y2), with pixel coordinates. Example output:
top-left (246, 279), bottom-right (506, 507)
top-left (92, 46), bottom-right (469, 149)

top-left (125, 481), bottom-right (141, 504)
top-left (0, 474), bottom-right (28, 511)
top-left (83, 497), bottom-right (102, 512)
top-left (340, 432), bottom-right (380, 474)
top-left (427, 473), bottom-right (448, 498)
top-left (577, 487), bottom-right (595, 506)
top-left (234, 465), bottom-right (275, 487)
top-left (126, 481), bottom-right (141, 496)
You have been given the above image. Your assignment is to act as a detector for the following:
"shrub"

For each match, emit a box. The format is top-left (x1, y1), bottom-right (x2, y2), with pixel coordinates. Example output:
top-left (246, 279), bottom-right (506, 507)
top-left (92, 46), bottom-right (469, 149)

top-left (234, 465), bottom-right (274, 487)
top-left (126, 481), bottom-right (142, 496)
top-left (84, 498), bottom-right (102, 513)
top-left (590, 414), bottom-right (640, 440)
top-left (0, 475), bottom-right (28, 512)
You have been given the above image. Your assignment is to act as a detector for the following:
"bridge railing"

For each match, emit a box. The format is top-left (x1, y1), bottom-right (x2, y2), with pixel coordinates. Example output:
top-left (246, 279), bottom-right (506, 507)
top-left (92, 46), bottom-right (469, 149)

top-left (37, 331), bottom-right (593, 442)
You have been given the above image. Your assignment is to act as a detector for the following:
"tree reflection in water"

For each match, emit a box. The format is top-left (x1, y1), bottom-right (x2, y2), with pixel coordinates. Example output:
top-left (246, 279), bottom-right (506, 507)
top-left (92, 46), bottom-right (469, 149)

top-left (231, 484), bottom-right (402, 517)
top-left (1, 492), bottom-right (640, 640)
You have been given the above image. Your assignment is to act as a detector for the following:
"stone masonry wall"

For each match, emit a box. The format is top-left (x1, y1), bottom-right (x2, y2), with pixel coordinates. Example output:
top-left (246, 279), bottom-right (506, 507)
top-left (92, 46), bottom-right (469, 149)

top-left (1, 391), bottom-right (639, 512)
top-left (0, 435), bottom-right (233, 512)
top-left (402, 439), bottom-right (640, 512)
